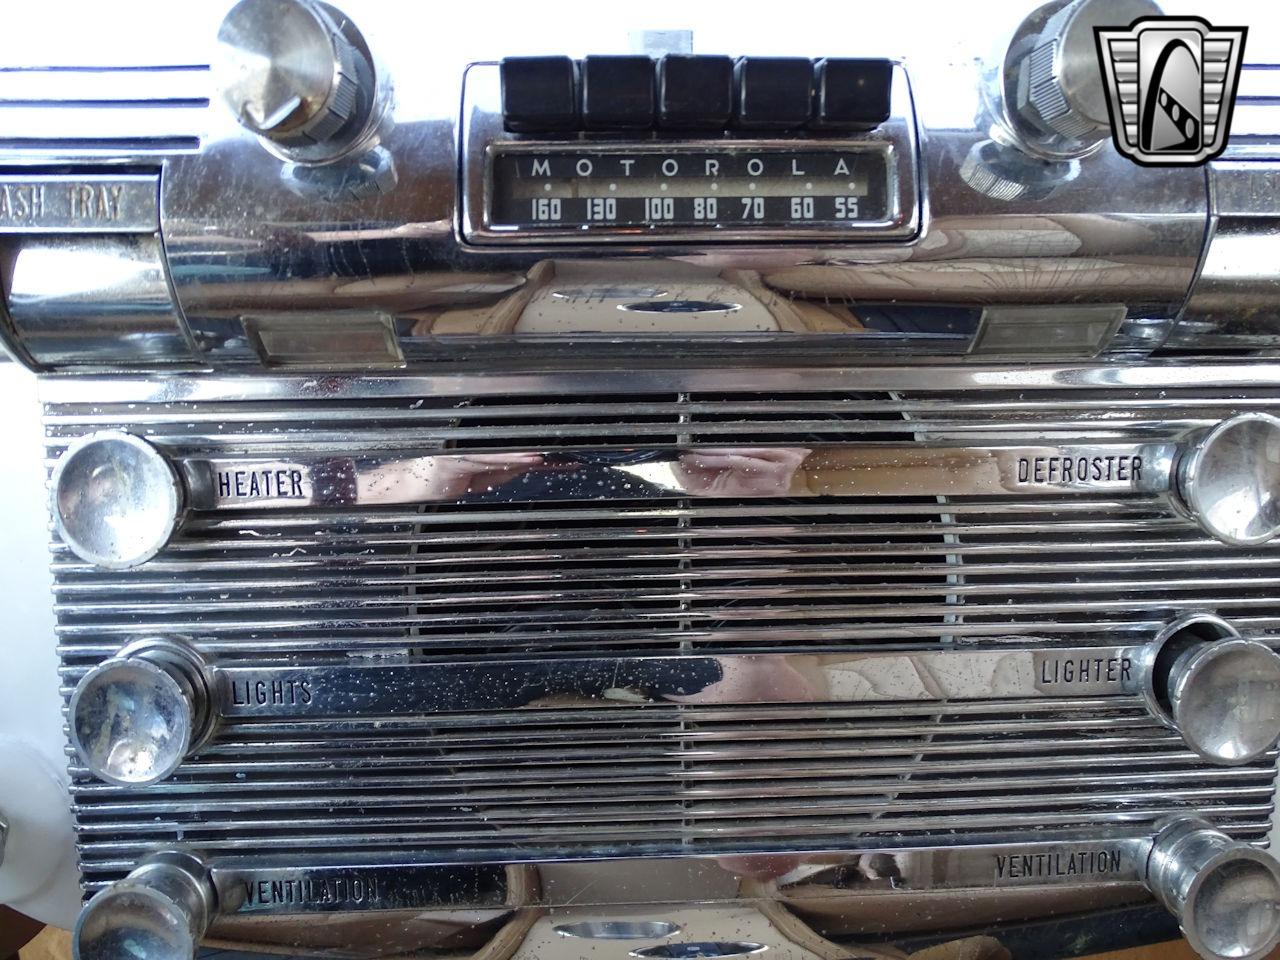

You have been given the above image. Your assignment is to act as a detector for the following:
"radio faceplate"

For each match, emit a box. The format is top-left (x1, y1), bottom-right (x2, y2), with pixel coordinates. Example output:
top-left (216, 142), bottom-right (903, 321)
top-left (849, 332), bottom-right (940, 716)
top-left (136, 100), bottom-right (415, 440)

top-left (461, 62), bottom-right (919, 244)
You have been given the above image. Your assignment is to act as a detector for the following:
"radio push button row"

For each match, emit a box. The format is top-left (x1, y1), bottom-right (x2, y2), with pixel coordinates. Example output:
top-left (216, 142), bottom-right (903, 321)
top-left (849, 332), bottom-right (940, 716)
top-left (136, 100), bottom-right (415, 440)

top-left (52, 431), bottom-right (184, 570)
top-left (1179, 413), bottom-right (1280, 546)
top-left (1148, 818), bottom-right (1280, 960)
top-left (1144, 615), bottom-right (1280, 766)
top-left (69, 639), bottom-right (214, 787)
top-left (74, 853), bottom-right (214, 960)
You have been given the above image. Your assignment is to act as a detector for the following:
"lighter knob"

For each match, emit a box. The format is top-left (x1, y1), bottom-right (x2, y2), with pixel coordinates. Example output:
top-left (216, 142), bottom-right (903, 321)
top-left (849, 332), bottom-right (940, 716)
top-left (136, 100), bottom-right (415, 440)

top-left (74, 853), bottom-right (214, 960)
top-left (1009, 0), bottom-right (1161, 155)
top-left (1148, 818), bottom-right (1280, 960)
top-left (215, 0), bottom-right (374, 160)
top-left (69, 639), bottom-right (214, 787)
top-left (1144, 615), bottom-right (1280, 766)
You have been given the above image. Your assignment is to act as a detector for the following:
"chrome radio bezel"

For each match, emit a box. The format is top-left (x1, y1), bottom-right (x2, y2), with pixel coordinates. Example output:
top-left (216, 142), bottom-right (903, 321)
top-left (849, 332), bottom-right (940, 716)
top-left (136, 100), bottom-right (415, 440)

top-left (459, 61), bottom-right (921, 245)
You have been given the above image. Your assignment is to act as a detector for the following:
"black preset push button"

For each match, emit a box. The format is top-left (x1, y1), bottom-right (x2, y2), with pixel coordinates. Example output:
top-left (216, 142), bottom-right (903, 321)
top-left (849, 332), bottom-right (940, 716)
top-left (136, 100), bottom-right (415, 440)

top-left (734, 57), bottom-right (814, 129)
top-left (582, 55), bottom-right (655, 129)
top-left (500, 56), bottom-right (578, 132)
top-left (658, 55), bottom-right (734, 128)
top-left (815, 58), bottom-right (894, 129)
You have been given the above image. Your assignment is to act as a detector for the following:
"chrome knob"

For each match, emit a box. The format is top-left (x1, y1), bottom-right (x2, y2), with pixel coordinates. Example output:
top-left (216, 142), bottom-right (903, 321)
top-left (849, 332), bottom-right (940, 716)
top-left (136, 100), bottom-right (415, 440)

top-left (1179, 413), bottom-right (1280, 546)
top-left (52, 431), bottom-right (183, 570)
top-left (1148, 818), bottom-right (1280, 960)
top-left (215, 0), bottom-right (374, 160)
top-left (1003, 0), bottom-right (1161, 157)
top-left (1144, 615), bottom-right (1280, 765)
top-left (74, 853), bottom-right (214, 960)
top-left (69, 639), bottom-right (213, 786)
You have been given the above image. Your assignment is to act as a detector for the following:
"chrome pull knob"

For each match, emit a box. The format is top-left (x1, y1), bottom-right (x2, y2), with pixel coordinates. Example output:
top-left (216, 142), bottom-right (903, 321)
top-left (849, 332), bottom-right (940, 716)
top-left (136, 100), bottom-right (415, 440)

top-left (1000, 0), bottom-right (1161, 157)
top-left (215, 0), bottom-right (376, 161)
top-left (1144, 615), bottom-right (1280, 765)
top-left (52, 431), bottom-right (184, 570)
top-left (1148, 818), bottom-right (1280, 960)
top-left (69, 639), bottom-right (214, 786)
top-left (74, 853), bottom-right (214, 960)
top-left (1179, 413), bottom-right (1280, 546)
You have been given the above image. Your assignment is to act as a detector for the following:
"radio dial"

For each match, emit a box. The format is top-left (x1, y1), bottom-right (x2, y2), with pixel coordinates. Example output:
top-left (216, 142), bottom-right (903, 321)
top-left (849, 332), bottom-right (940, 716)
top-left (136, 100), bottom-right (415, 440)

top-left (215, 0), bottom-right (374, 160)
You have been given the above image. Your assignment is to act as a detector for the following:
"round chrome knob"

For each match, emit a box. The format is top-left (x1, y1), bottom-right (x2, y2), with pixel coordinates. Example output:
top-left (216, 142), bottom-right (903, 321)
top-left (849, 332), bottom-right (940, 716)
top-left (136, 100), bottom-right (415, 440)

top-left (74, 853), bottom-right (214, 960)
top-left (1169, 639), bottom-right (1280, 765)
top-left (215, 0), bottom-right (374, 160)
top-left (1148, 818), bottom-right (1280, 960)
top-left (52, 431), bottom-right (183, 570)
top-left (1179, 413), bottom-right (1280, 546)
top-left (69, 640), bottom-right (213, 786)
top-left (1144, 615), bottom-right (1280, 766)
top-left (1003, 0), bottom-right (1161, 157)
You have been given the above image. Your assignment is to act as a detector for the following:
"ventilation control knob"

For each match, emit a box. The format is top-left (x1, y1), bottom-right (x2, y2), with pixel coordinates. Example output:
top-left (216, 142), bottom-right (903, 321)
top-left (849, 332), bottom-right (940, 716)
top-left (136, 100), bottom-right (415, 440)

top-left (1144, 615), bottom-right (1280, 765)
top-left (1001, 0), bottom-right (1161, 157)
top-left (69, 639), bottom-right (214, 787)
top-left (1148, 818), bottom-right (1280, 960)
top-left (52, 431), bottom-right (183, 570)
top-left (74, 853), bottom-right (214, 960)
top-left (215, 0), bottom-right (375, 160)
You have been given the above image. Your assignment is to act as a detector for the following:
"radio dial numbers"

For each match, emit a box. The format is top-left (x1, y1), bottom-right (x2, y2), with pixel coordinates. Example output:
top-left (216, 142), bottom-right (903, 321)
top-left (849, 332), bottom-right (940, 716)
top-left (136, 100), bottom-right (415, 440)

top-left (492, 148), bottom-right (890, 232)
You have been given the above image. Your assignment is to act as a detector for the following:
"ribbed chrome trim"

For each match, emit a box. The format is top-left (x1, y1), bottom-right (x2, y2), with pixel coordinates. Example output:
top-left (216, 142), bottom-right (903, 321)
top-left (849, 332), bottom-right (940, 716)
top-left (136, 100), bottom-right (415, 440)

top-left (0, 64), bottom-right (208, 156)
top-left (1224, 64), bottom-right (1280, 160)
top-left (37, 362), bottom-right (1280, 405)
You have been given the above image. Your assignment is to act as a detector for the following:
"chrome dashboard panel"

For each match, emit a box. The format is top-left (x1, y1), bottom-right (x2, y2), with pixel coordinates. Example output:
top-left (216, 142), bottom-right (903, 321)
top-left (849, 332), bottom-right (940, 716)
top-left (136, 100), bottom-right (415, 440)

top-left (43, 362), bottom-right (1280, 956)
top-left (4, 2), bottom-right (1280, 957)
top-left (131, 3), bottom-right (1209, 366)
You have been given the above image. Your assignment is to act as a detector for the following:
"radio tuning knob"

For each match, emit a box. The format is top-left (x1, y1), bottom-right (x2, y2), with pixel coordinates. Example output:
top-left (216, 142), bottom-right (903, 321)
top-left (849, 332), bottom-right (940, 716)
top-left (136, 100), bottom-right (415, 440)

top-left (1001, 0), bottom-right (1161, 157)
top-left (74, 853), bottom-right (214, 960)
top-left (69, 639), bottom-right (214, 787)
top-left (1144, 615), bottom-right (1280, 766)
top-left (1148, 818), bottom-right (1280, 960)
top-left (215, 0), bottom-right (376, 161)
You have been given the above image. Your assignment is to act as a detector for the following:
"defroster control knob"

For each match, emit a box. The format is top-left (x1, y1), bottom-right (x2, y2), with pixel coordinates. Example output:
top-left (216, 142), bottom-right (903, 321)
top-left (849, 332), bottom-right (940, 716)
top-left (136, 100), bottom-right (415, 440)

top-left (74, 853), bottom-right (214, 960)
top-left (1005, 0), bottom-right (1161, 156)
top-left (1179, 413), bottom-right (1280, 547)
top-left (1148, 818), bottom-right (1280, 960)
top-left (216, 0), bottom-right (375, 160)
